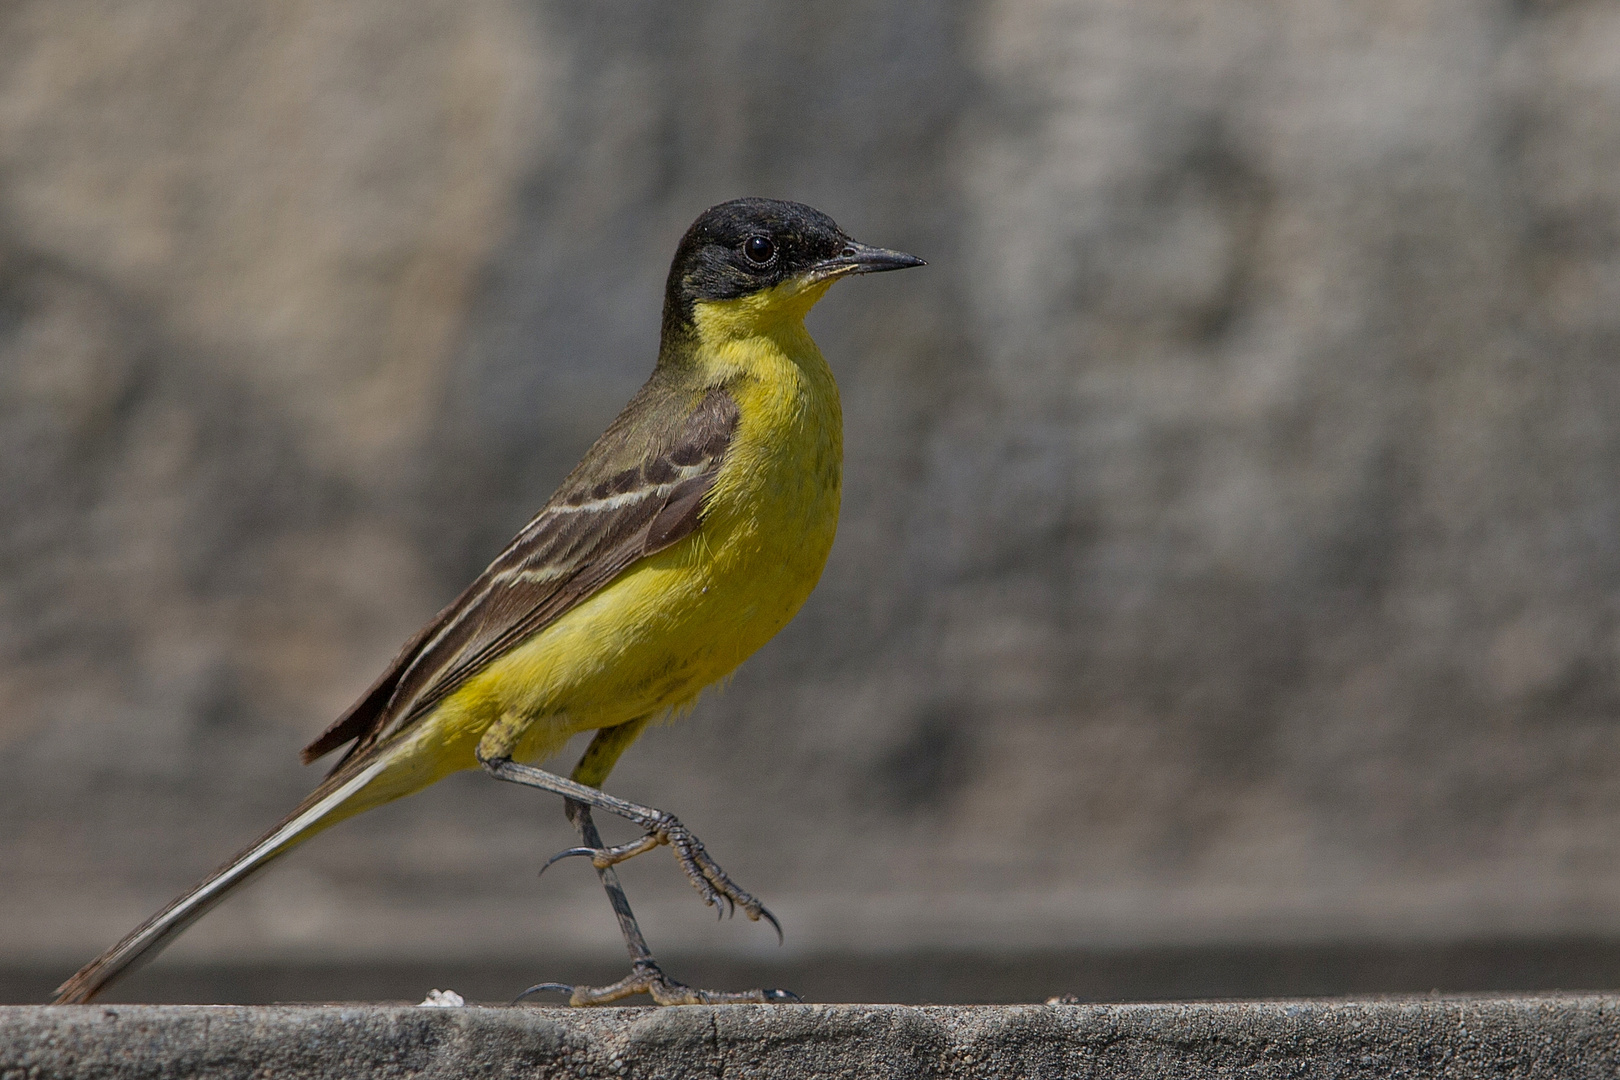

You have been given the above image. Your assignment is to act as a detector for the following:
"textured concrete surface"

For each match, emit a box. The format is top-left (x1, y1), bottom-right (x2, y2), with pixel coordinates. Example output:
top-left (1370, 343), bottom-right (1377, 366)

top-left (5, 999), bottom-right (1620, 1079)
top-left (8, 0), bottom-right (1620, 974)
top-left (14, 938), bottom-right (1620, 1007)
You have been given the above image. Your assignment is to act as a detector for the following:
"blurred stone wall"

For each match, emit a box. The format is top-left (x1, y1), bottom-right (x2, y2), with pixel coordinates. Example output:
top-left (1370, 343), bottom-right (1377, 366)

top-left (6, 0), bottom-right (1620, 972)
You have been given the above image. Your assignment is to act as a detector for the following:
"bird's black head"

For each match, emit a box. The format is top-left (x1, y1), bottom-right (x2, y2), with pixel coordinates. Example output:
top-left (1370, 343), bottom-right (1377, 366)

top-left (661, 198), bottom-right (923, 344)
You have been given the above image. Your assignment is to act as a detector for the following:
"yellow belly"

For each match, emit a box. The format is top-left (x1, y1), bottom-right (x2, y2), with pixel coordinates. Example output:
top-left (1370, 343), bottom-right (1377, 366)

top-left (349, 325), bottom-right (843, 810)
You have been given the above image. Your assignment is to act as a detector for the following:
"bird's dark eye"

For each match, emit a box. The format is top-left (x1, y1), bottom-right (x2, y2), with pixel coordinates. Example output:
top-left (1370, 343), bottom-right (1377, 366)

top-left (743, 235), bottom-right (776, 265)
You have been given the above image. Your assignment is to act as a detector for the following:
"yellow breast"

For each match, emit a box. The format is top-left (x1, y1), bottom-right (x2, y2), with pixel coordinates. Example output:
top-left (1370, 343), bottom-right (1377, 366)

top-left (424, 289), bottom-right (841, 765)
top-left (329, 281), bottom-right (846, 813)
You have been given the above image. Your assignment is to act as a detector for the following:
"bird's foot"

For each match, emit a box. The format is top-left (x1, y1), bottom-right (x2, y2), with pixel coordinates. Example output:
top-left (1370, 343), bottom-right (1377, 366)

top-left (543, 812), bottom-right (781, 941)
top-left (514, 959), bottom-right (799, 1007)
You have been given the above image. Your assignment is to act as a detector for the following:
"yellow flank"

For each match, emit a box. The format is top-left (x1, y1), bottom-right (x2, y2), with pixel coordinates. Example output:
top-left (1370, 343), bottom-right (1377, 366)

top-left (343, 277), bottom-right (844, 816)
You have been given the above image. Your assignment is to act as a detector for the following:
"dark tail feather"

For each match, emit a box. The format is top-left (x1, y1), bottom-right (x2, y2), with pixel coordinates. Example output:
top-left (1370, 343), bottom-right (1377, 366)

top-left (52, 756), bottom-right (388, 1004)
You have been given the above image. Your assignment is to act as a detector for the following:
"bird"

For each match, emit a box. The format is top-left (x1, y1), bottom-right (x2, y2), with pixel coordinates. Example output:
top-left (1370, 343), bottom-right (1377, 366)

top-left (52, 197), bottom-right (925, 1007)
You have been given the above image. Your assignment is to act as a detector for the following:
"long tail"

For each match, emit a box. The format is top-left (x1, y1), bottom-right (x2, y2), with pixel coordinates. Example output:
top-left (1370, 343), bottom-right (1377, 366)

top-left (52, 756), bottom-right (390, 1004)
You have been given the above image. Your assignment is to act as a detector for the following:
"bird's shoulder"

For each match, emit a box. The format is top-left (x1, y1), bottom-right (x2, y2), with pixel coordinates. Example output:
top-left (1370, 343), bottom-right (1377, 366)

top-left (300, 376), bottom-right (740, 770)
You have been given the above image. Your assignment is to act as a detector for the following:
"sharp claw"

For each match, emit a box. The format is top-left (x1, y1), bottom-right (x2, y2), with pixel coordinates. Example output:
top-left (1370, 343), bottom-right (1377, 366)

top-left (596, 808), bottom-right (777, 942)
top-left (512, 982), bottom-right (574, 1004)
top-left (538, 846), bottom-right (598, 877)
top-left (758, 905), bottom-right (784, 944)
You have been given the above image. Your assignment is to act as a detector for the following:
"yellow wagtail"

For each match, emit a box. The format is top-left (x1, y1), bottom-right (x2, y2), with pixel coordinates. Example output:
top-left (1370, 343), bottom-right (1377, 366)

top-left (53, 198), bottom-right (924, 1006)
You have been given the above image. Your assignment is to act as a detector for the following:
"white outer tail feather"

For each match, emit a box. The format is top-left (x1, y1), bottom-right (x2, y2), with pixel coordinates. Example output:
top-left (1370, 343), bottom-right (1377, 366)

top-left (53, 757), bottom-right (389, 1004)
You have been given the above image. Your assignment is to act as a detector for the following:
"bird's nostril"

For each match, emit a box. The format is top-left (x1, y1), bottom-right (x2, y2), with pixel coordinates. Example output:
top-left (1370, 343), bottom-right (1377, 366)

top-left (841, 246), bottom-right (856, 258)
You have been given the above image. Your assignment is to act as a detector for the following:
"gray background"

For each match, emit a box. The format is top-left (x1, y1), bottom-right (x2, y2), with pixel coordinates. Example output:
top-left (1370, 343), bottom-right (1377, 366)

top-left (5, 0), bottom-right (1620, 1002)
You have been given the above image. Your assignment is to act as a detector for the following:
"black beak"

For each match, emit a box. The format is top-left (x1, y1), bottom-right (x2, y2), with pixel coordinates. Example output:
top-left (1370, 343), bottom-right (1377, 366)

top-left (809, 240), bottom-right (927, 281)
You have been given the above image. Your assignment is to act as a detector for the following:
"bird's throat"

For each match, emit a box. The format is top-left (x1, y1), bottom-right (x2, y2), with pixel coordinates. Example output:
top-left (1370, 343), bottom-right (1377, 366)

top-left (689, 277), bottom-right (837, 343)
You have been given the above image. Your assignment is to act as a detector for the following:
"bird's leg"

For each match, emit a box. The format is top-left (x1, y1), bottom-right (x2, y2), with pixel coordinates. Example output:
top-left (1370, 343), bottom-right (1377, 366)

top-left (475, 717), bottom-right (777, 931)
top-left (522, 801), bottom-right (793, 1006)
top-left (508, 721), bottom-right (796, 1007)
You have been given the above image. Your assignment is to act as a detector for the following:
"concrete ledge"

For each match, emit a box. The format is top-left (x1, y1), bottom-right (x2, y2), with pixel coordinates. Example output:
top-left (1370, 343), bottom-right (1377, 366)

top-left (4, 998), bottom-right (1618, 1078)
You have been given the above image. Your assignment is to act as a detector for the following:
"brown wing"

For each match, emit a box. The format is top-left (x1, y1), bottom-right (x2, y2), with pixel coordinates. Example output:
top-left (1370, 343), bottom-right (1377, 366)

top-left (301, 383), bottom-right (740, 770)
